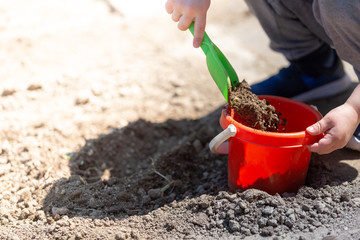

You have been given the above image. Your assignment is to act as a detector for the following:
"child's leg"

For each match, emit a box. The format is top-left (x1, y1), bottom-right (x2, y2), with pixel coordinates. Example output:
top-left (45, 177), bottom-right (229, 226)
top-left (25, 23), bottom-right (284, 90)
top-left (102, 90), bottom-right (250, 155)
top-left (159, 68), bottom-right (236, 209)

top-left (313, 0), bottom-right (360, 78)
top-left (245, 0), bottom-right (360, 78)
top-left (245, 0), bottom-right (350, 102)
top-left (244, 0), bottom-right (331, 61)
top-left (245, 0), bottom-right (360, 151)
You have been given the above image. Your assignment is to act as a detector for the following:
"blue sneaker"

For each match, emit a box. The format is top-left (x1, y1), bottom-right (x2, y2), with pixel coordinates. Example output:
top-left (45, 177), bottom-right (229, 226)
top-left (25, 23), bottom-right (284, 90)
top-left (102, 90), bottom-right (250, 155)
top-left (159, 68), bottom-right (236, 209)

top-left (250, 63), bottom-right (352, 102)
top-left (250, 44), bottom-right (352, 102)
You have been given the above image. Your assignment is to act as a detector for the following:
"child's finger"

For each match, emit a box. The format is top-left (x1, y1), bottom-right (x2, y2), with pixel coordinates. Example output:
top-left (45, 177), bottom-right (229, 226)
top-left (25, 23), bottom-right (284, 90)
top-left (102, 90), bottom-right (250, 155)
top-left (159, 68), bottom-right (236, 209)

top-left (171, 10), bottom-right (182, 22)
top-left (193, 16), bottom-right (206, 48)
top-left (165, 0), bottom-right (174, 14)
top-left (306, 119), bottom-right (329, 136)
top-left (178, 15), bottom-right (193, 31)
top-left (307, 135), bottom-right (335, 154)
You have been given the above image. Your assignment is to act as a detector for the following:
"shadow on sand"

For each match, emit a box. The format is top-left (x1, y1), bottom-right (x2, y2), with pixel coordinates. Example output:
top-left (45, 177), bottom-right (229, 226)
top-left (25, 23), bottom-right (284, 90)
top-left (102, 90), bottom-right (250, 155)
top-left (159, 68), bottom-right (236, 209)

top-left (43, 106), bottom-right (229, 219)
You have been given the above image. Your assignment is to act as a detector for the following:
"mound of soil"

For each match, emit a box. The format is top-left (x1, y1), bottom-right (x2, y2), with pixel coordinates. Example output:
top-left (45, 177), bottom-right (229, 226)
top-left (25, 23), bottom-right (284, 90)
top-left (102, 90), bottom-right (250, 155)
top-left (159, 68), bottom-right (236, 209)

top-left (229, 80), bottom-right (280, 131)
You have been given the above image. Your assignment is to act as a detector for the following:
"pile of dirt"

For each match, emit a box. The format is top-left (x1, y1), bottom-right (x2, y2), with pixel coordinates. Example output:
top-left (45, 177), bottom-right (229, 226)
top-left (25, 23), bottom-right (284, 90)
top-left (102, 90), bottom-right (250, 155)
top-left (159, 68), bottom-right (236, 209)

top-left (229, 80), bottom-right (280, 131)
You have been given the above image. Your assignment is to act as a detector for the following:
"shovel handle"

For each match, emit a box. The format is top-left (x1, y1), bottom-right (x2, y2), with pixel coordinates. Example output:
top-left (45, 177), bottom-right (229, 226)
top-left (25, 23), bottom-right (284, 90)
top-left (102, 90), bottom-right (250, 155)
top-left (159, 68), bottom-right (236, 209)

top-left (189, 22), bottom-right (212, 54)
top-left (209, 124), bottom-right (237, 154)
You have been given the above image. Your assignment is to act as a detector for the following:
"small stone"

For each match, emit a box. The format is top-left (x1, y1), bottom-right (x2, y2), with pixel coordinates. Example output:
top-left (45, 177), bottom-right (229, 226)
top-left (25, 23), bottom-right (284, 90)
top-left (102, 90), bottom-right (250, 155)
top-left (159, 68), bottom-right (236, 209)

top-left (217, 191), bottom-right (231, 200)
top-left (324, 197), bottom-right (333, 204)
top-left (351, 198), bottom-right (360, 207)
top-left (71, 189), bottom-right (82, 199)
top-left (192, 140), bottom-right (203, 153)
top-left (206, 207), bottom-right (213, 216)
top-left (286, 208), bottom-right (294, 215)
top-left (27, 84), bottom-right (42, 91)
top-left (250, 226), bottom-right (259, 234)
top-left (20, 208), bottom-right (30, 219)
top-left (312, 221), bottom-right (322, 227)
top-left (257, 218), bottom-right (267, 228)
top-left (2, 88), bottom-right (16, 96)
top-left (216, 220), bottom-right (224, 228)
top-left (218, 211), bottom-right (227, 219)
top-left (260, 226), bottom-right (274, 236)
top-left (340, 193), bottom-right (351, 202)
top-left (262, 206), bottom-right (274, 216)
top-left (242, 189), bottom-right (270, 202)
top-left (229, 220), bottom-right (240, 232)
top-left (284, 214), bottom-right (295, 229)
top-left (241, 227), bottom-right (251, 236)
top-left (267, 196), bottom-right (285, 206)
top-left (53, 214), bottom-right (61, 221)
top-left (234, 205), bottom-right (243, 214)
top-left (227, 209), bottom-right (235, 219)
top-left (193, 213), bottom-right (209, 227)
top-left (198, 194), bottom-right (210, 208)
top-left (309, 210), bottom-right (318, 218)
top-left (115, 232), bottom-right (126, 240)
top-left (314, 201), bottom-right (326, 213)
top-left (213, 201), bottom-right (222, 209)
top-left (51, 207), bottom-right (69, 216)
top-left (148, 189), bottom-right (163, 200)
top-left (298, 223), bottom-right (305, 230)
top-left (267, 218), bottom-right (278, 227)
top-left (241, 222), bottom-right (250, 229)
top-left (75, 97), bottom-right (89, 105)
top-left (288, 214), bottom-right (296, 222)
top-left (226, 193), bottom-right (237, 202)
top-left (238, 201), bottom-right (247, 210)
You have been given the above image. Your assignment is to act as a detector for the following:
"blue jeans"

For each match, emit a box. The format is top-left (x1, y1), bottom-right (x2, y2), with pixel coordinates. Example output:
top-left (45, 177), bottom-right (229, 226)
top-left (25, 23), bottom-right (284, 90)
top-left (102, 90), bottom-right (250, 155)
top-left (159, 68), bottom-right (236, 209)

top-left (244, 0), bottom-right (360, 79)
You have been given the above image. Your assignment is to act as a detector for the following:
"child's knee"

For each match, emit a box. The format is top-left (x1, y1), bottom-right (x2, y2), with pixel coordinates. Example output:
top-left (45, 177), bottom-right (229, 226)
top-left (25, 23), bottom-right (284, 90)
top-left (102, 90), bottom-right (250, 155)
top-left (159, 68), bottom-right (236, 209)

top-left (315, 0), bottom-right (352, 25)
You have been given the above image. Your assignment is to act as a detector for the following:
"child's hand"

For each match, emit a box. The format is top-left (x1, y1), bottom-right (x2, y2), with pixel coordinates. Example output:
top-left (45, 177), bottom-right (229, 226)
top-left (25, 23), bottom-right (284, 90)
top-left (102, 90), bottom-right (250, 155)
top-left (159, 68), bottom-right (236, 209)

top-left (165, 0), bottom-right (210, 48)
top-left (306, 103), bottom-right (360, 154)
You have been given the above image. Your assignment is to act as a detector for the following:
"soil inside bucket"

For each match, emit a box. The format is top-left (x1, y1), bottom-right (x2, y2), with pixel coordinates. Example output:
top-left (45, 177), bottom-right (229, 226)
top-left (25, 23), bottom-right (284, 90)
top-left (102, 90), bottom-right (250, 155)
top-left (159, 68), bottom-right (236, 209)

top-left (229, 80), bottom-right (282, 131)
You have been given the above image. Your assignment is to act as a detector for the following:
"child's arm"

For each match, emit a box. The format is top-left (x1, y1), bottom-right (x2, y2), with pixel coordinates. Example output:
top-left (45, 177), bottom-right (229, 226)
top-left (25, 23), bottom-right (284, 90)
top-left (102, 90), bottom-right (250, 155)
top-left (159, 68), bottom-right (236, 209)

top-left (165, 0), bottom-right (210, 48)
top-left (307, 83), bottom-right (360, 154)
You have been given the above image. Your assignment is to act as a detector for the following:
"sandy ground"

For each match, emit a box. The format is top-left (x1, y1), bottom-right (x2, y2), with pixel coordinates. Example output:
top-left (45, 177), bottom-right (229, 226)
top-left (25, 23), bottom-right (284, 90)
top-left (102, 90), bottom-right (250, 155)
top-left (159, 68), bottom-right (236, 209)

top-left (0, 1), bottom-right (359, 239)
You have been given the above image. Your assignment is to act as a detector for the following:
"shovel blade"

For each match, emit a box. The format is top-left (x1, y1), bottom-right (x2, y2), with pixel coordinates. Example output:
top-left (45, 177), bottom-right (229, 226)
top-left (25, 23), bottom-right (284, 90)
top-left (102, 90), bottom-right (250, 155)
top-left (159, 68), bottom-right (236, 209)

top-left (212, 44), bottom-right (239, 88)
top-left (189, 23), bottom-right (239, 102)
top-left (205, 47), bottom-right (230, 101)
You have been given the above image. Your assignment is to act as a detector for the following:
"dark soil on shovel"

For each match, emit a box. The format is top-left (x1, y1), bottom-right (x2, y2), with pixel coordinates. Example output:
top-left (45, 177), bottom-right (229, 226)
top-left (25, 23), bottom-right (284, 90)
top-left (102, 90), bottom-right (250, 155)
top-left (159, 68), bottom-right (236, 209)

top-left (229, 80), bottom-right (281, 131)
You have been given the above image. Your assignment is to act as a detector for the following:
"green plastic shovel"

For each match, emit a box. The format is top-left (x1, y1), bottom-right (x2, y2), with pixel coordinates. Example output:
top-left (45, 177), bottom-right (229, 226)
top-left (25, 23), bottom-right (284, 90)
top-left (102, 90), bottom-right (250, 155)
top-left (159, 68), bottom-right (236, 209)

top-left (189, 23), bottom-right (239, 102)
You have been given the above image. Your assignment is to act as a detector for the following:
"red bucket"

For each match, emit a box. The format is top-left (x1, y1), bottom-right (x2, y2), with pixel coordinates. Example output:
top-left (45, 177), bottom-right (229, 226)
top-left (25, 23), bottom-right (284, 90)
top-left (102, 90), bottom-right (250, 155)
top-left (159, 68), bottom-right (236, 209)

top-left (209, 96), bottom-right (323, 195)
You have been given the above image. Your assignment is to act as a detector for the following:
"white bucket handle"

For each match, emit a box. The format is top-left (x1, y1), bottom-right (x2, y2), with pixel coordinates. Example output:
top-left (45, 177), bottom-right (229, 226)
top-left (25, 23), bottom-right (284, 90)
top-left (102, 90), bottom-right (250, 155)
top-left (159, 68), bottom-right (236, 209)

top-left (209, 124), bottom-right (237, 154)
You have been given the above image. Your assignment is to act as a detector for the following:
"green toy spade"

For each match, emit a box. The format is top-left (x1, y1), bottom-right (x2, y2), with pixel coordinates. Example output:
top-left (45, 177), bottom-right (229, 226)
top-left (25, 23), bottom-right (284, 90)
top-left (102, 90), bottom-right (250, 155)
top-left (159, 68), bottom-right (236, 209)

top-left (189, 22), bottom-right (239, 102)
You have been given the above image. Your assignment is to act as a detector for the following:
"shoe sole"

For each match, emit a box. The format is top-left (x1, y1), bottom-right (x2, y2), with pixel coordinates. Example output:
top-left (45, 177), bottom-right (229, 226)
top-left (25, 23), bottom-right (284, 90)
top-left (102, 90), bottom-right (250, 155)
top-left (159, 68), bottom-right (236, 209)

top-left (346, 135), bottom-right (360, 152)
top-left (292, 74), bottom-right (353, 102)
